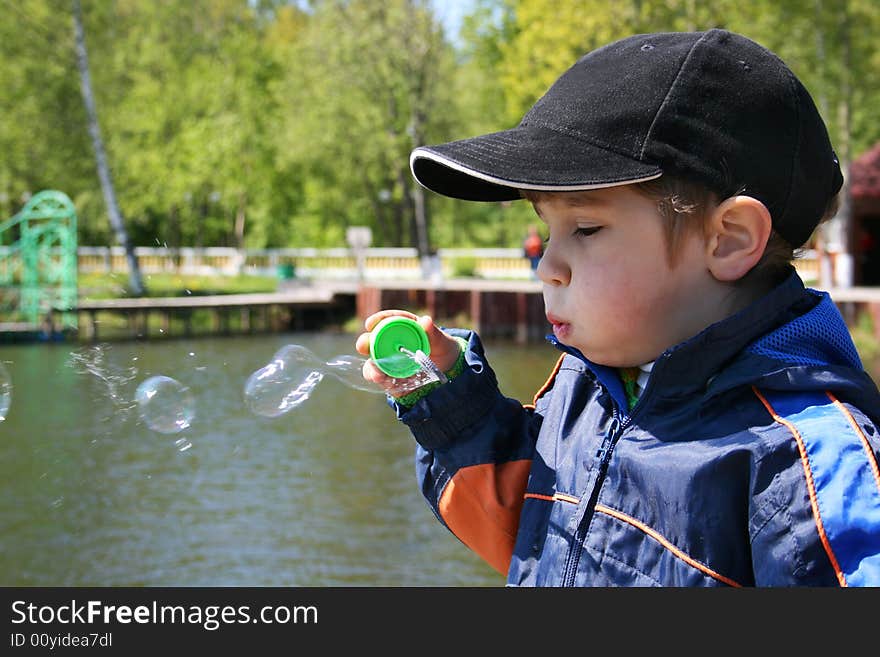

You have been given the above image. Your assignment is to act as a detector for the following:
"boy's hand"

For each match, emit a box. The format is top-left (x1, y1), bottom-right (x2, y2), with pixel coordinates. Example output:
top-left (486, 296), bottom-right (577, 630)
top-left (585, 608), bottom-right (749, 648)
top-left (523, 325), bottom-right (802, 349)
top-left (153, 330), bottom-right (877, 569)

top-left (355, 309), bottom-right (462, 397)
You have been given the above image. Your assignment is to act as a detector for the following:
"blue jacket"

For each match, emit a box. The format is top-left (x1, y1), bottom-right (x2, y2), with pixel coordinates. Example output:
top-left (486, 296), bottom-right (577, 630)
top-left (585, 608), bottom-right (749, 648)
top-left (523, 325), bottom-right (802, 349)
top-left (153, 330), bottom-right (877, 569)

top-left (392, 270), bottom-right (880, 586)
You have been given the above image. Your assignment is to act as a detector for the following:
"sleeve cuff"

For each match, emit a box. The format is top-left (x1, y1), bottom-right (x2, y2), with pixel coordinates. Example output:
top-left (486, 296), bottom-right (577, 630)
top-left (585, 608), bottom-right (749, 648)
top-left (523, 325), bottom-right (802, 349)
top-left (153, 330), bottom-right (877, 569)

top-left (389, 329), bottom-right (501, 450)
top-left (391, 335), bottom-right (469, 407)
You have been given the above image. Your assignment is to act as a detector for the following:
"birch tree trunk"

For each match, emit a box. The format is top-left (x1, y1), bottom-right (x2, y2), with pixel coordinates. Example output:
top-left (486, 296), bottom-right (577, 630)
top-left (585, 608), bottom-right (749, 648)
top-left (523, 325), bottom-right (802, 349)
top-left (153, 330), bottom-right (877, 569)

top-left (72, 0), bottom-right (145, 296)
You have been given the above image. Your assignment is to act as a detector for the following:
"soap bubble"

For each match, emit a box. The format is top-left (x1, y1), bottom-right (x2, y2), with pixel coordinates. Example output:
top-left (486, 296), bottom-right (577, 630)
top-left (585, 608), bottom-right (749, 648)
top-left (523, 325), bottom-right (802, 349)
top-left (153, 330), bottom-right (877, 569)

top-left (0, 361), bottom-right (11, 421)
top-left (244, 344), bottom-right (444, 419)
top-left (135, 375), bottom-right (195, 434)
top-left (244, 345), bottom-right (326, 418)
top-left (323, 354), bottom-right (387, 393)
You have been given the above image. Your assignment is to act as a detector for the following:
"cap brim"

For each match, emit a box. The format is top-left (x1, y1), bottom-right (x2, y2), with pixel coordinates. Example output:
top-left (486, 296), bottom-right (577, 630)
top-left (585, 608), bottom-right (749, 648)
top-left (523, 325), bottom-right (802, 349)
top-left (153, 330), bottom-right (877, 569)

top-left (410, 125), bottom-right (663, 201)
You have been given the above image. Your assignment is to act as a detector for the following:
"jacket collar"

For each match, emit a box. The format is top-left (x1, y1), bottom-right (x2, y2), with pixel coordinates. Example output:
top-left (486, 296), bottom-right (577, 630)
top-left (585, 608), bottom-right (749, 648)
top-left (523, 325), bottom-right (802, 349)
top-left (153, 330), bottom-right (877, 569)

top-left (653, 267), bottom-right (813, 393)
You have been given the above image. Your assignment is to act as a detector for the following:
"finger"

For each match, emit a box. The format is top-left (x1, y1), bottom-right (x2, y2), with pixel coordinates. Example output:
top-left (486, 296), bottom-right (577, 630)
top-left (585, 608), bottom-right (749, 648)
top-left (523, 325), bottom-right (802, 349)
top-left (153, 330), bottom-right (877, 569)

top-left (364, 309), bottom-right (420, 331)
top-left (418, 314), bottom-right (439, 336)
top-left (418, 314), bottom-right (461, 371)
top-left (354, 332), bottom-right (372, 355)
top-left (418, 314), bottom-right (448, 351)
top-left (362, 357), bottom-right (427, 397)
top-left (362, 358), bottom-right (392, 387)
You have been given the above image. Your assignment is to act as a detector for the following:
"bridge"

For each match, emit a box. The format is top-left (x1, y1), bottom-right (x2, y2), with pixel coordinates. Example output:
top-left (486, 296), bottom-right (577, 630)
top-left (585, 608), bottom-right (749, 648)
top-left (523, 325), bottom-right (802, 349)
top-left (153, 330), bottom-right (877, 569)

top-left (0, 190), bottom-right (78, 330)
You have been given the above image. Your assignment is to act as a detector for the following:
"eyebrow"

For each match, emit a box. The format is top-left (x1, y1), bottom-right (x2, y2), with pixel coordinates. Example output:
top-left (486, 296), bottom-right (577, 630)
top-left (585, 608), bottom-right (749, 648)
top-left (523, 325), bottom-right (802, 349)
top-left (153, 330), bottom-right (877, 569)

top-left (532, 192), bottom-right (609, 214)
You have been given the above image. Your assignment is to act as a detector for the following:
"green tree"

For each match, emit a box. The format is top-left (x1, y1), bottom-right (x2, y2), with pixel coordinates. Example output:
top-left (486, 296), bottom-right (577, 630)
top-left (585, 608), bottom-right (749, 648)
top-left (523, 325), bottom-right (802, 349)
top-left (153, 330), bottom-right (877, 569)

top-left (273, 0), bottom-right (458, 252)
top-left (0, 0), bottom-right (92, 226)
top-left (90, 0), bottom-right (295, 250)
top-left (433, 0), bottom-right (536, 247)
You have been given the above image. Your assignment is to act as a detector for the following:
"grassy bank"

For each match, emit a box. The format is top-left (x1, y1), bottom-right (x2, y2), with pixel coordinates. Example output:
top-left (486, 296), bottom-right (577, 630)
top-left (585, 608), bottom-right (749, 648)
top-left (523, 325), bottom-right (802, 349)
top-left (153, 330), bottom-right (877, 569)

top-left (77, 272), bottom-right (279, 300)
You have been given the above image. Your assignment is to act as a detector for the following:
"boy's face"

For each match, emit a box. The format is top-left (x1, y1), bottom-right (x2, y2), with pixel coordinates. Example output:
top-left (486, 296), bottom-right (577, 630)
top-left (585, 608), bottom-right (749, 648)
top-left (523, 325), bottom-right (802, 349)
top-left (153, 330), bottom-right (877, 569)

top-left (533, 185), bottom-right (717, 367)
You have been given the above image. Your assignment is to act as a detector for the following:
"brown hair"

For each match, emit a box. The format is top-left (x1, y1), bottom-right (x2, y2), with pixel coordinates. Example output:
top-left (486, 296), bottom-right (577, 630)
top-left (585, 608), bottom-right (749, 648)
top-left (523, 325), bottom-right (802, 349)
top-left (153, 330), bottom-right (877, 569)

top-left (636, 176), bottom-right (839, 286)
top-left (632, 176), bottom-right (717, 266)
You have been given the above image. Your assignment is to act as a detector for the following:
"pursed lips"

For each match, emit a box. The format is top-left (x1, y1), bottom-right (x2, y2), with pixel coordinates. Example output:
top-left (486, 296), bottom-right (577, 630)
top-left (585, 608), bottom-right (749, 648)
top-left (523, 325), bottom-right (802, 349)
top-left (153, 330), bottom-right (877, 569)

top-left (545, 312), bottom-right (571, 338)
top-left (546, 311), bottom-right (565, 326)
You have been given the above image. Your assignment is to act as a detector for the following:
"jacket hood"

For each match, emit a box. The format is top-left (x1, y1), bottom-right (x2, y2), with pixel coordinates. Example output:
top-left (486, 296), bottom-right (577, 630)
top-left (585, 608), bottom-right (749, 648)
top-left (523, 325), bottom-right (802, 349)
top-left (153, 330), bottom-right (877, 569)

top-left (711, 284), bottom-right (880, 417)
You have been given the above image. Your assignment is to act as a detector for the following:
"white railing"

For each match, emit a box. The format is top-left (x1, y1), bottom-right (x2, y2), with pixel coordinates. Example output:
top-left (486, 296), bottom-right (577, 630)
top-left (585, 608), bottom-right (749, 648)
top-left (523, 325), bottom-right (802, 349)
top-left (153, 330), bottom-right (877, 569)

top-left (75, 246), bottom-right (539, 281)
top-left (64, 245), bottom-right (822, 283)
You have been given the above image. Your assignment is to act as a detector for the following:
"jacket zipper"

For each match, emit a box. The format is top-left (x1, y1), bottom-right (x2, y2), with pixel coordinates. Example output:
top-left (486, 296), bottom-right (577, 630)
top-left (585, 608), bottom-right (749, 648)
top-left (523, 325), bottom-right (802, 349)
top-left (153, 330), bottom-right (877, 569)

top-left (561, 411), bottom-right (625, 586)
top-left (548, 340), bottom-right (658, 586)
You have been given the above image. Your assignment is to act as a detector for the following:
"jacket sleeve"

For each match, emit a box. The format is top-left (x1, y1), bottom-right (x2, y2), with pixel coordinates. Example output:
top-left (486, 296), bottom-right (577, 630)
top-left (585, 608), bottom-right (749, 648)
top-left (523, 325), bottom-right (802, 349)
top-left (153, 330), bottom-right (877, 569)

top-left (750, 388), bottom-right (880, 586)
top-left (389, 328), bottom-right (545, 575)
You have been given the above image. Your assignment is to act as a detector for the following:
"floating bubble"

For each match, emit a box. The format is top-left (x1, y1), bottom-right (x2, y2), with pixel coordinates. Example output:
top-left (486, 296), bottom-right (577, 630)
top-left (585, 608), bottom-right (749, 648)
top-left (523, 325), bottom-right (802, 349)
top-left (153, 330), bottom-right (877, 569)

top-left (325, 352), bottom-right (441, 392)
top-left (243, 343), bottom-right (442, 419)
top-left (244, 345), bottom-right (326, 418)
top-left (135, 375), bottom-right (195, 434)
top-left (0, 361), bottom-right (11, 421)
top-left (322, 353), bottom-right (387, 393)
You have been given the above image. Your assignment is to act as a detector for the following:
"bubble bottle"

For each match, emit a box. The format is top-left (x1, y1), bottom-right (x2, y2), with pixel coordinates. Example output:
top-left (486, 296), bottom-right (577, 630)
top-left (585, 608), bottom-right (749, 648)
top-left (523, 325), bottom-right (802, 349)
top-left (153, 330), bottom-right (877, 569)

top-left (244, 317), bottom-right (445, 418)
top-left (368, 316), bottom-right (446, 382)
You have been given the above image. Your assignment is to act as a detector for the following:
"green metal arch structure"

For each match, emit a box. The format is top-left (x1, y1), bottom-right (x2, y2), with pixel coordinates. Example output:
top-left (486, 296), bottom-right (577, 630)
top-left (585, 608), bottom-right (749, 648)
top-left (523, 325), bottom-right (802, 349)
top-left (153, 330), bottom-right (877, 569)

top-left (0, 190), bottom-right (78, 328)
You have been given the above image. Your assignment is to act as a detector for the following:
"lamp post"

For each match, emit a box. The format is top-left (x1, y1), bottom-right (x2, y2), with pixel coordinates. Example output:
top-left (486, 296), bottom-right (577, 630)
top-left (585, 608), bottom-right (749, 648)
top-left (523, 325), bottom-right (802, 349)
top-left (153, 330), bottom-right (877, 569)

top-left (346, 226), bottom-right (372, 282)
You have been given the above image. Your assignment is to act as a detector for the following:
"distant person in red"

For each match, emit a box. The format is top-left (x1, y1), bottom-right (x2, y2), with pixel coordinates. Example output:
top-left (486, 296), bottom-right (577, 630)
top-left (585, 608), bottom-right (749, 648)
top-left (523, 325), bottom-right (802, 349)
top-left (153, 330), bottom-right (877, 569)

top-left (523, 224), bottom-right (544, 278)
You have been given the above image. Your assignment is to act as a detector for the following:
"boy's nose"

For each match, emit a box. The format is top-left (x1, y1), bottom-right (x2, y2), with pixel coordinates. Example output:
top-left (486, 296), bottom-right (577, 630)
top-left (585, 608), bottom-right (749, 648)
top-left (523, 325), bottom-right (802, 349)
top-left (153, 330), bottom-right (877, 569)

top-left (536, 246), bottom-right (570, 286)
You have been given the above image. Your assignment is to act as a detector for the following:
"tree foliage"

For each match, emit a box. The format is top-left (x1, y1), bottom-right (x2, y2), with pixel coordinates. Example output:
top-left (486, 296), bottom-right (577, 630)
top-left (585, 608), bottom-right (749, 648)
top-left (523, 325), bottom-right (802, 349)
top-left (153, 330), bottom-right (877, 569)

top-left (0, 0), bottom-right (877, 250)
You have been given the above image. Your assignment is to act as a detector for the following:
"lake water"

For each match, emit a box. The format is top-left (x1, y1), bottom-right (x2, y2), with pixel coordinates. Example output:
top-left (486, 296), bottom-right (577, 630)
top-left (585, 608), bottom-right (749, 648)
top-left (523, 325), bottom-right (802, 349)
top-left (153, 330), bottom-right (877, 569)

top-left (0, 331), bottom-right (561, 587)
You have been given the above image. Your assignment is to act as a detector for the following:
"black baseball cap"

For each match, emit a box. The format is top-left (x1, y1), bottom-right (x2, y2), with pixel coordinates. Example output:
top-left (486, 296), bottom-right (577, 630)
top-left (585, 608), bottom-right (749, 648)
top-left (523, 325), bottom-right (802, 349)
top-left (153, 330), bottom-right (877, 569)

top-left (410, 29), bottom-right (843, 247)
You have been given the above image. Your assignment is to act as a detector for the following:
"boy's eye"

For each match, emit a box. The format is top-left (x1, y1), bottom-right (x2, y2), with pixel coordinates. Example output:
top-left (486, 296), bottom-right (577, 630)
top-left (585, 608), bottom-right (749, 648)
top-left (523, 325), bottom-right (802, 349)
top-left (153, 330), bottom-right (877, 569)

top-left (574, 226), bottom-right (601, 237)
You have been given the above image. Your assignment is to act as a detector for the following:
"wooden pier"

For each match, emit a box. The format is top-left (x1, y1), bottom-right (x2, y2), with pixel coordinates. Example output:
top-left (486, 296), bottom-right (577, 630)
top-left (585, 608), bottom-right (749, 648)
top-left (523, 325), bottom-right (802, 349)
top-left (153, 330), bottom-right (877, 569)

top-left (65, 280), bottom-right (547, 343)
top-left (74, 284), bottom-right (357, 341)
top-left (66, 278), bottom-right (550, 343)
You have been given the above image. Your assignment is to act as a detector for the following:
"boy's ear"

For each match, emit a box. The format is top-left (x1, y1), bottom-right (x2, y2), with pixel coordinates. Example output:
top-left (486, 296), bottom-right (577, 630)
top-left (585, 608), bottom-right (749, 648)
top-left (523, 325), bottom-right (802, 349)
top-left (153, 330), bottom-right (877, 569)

top-left (704, 196), bottom-right (772, 282)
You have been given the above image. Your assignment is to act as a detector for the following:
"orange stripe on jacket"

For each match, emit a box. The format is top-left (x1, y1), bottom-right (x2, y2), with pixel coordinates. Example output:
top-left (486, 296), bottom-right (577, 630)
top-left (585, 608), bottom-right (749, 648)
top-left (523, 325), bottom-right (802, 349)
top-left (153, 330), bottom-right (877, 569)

top-left (523, 354), bottom-right (565, 411)
top-left (752, 386), bottom-right (846, 586)
top-left (438, 459), bottom-right (532, 575)
top-left (827, 391), bottom-right (880, 494)
top-left (596, 504), bottom-right (743, 587)
top-left (524, 491), bottom-right (580, 504)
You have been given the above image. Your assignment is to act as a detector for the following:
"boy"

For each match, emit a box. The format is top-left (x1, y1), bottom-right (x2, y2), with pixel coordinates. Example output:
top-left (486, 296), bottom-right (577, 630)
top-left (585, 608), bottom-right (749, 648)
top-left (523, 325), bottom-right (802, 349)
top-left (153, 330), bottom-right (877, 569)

top-left (356, 29), bottom-right (880, 586)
